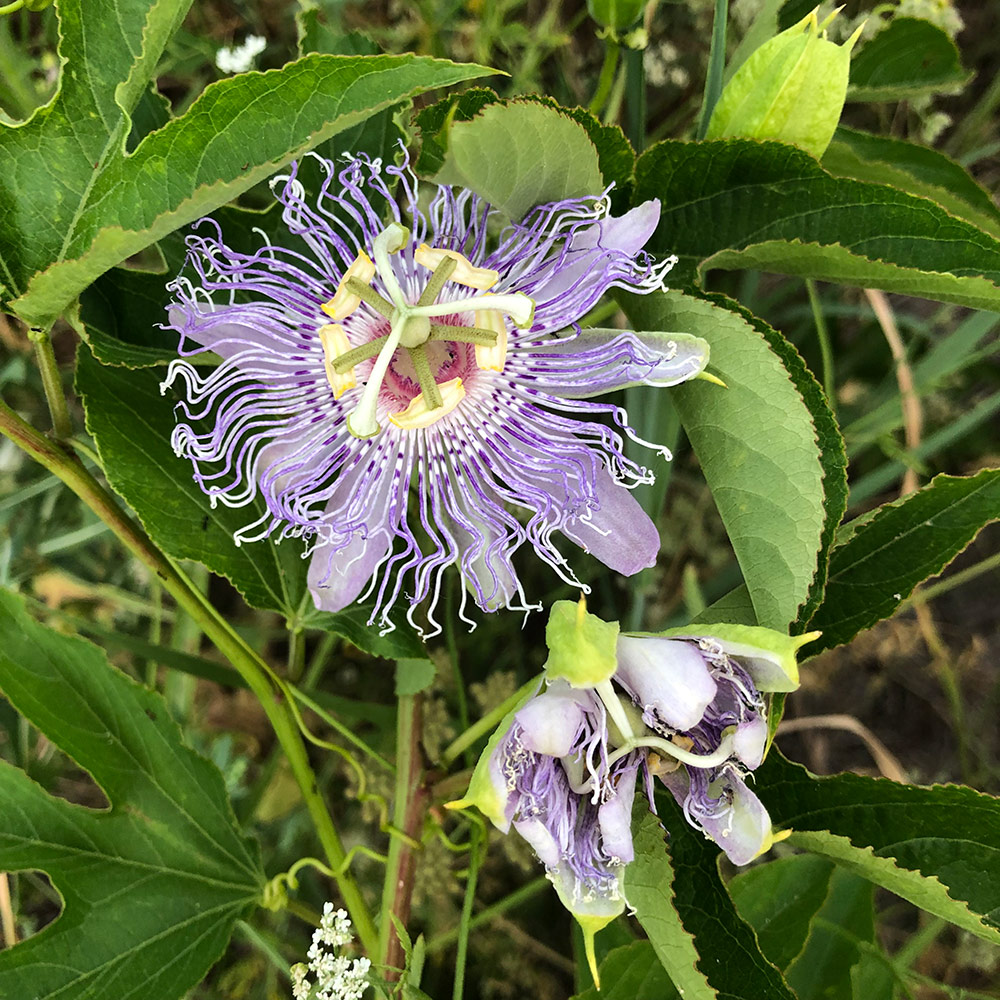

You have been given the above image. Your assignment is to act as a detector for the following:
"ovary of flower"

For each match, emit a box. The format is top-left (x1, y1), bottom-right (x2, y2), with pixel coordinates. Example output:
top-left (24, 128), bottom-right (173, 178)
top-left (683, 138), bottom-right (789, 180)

top-left (390, 376), bottom-right (466, 429)
top-left (474, 298), bottom-right (509, 372)
top-left (318, 324), bottom-right (356, 399)
top-left (321, 252), bottom-right (376, 321)
top-left (413, 243), bottom-right (500, 290)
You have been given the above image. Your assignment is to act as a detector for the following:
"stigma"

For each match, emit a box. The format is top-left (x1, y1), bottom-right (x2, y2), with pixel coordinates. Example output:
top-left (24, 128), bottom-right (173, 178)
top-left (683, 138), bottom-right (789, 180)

top-left (319, 226), bottom-right (535, 439)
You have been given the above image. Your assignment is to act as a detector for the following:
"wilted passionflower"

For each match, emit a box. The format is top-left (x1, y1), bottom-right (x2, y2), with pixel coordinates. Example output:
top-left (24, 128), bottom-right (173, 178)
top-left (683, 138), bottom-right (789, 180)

top-left (162, 152), bottom-right (709, 633)
top-left (451, 599), bottom-right (817, 982)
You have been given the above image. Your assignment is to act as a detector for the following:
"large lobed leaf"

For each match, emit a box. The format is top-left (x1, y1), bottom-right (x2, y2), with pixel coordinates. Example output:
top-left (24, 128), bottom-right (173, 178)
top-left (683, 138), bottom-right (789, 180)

top-left (0, 588), bottom-right (264, 999)
top-left (3, 19), bottom-right (493, 327)
top-left (761, 751), bottom-right (1000, 944)
top-left (807, 468), bottom-right (1000, 652)
top-left (632, 138), bottom-right (1000, 310)
top-left (622, 290), bottom-right (839, 631)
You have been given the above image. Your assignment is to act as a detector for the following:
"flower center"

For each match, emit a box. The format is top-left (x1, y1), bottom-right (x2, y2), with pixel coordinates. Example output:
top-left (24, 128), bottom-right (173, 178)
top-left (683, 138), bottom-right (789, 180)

top-left (317, 223), bottom-right (536, 438)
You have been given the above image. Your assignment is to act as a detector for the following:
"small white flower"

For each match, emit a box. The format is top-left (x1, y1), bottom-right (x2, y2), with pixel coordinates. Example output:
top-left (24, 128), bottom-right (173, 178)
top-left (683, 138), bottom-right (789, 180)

top-left (291, 963), bottom-right (311, 1000)
top-left (216, 34), bottom-right (266, 74)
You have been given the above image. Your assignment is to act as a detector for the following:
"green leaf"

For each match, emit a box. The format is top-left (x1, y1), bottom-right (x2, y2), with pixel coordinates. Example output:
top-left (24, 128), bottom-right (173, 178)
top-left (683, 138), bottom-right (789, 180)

top-left (632, 138), bottom-right (1000, 310)
top-left (824, 127), bottom-right (1000, 240)
top-left (807, 469), bottom-right (1000, 652)
top-left (632, 794), bottom-right (798, 999)
top-left (0, 0), bottom-right (191, 304)
top-left (784, 868), bottom-right (893, 1000)
top-left (416, 91), bottom-right (634, 209)
top-left (728, 854), bottom-right (835, 970)
top-left (731, 854), bottom-right (896, 1000)
top-left (760, 751), bottom-right (1000, 944)
top-left (304, 604), bottom-right (428, 661)
top-left (624, 811), bottom-right (714, 1000)
top-left (428, 100), bottom-right (604, 221)
top-left (622, 290), bottom-right (830, 630)
top-left (395, 658), bottom-right (436, 696)
top-left (0, 588), bottom-right (264, 998)
top-left (848, 17), bottom-right (970, 102)
top-left (570, 941), bottom-right (680, 1000)
top-left (8, 52), bottom-right (494, 326)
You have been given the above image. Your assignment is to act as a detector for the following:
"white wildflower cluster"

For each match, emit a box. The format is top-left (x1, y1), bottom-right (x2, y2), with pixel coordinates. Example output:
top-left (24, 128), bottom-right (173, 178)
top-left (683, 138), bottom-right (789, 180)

top-left (290, 903), bottom-right (371, 1000)
top-left (215, 34), bottom-right (266, 74)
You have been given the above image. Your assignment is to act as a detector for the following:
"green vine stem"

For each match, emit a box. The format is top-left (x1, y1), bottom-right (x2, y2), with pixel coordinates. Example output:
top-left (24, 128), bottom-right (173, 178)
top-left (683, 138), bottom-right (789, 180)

top-left (452, 820), bottom-right (485, 1000)
top-left (30, 328), bottom-right (72, 439)
top-left (440, 675), bottom-right (539, 768)
top-left (0, 398), bottom-right (380, 958)
top-left (379, 690), bottom-right (428, 976)
top-left (589, 34), bottom-right (620, 116)
top-left (697, 0), bottom-right (729, 140)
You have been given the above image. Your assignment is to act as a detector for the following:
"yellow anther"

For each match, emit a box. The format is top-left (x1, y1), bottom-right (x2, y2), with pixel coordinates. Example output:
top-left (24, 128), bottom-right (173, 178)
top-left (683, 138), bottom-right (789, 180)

top-left (413, 244), bottom-right (499, 291)
top-left (389, 377), bottom-right (466, 430)
top-left (318, 324), bottom-right (356, 399)
top-left (321, 251), bottom-right (376, 321)
top-left (474, 296), bottom-right (509, 372)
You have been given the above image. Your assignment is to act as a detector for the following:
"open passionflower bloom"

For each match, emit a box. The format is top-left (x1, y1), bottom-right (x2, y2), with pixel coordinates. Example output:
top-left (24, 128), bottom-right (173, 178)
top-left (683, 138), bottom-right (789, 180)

top-left (450, 599), bottom-right (817, 984)
top-left (162, 152), bottom-right (710, 633)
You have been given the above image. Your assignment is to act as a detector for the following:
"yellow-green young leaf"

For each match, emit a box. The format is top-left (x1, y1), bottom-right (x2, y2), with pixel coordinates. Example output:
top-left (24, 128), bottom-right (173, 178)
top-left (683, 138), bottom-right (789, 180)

top-left (5, 45), bottom-right (494, 326)
top-left (0, 588), bottom-right (264, 999)
top-left (632, 139), bottom-right (1000, 310)
top-left (706, 9), bottom-right (860, 158)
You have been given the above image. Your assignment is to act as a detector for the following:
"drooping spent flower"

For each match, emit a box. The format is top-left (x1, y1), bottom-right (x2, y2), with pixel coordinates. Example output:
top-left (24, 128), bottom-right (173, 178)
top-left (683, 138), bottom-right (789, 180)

top-left (450, 599), bottom-right (817, 983)
top-left (162, 151), bottom-right (710, 634)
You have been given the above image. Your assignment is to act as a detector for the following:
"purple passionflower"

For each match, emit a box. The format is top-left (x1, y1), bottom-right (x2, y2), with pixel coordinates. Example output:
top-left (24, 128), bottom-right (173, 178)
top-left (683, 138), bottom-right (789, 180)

top-left (162, 152), bottom-right (709, 633)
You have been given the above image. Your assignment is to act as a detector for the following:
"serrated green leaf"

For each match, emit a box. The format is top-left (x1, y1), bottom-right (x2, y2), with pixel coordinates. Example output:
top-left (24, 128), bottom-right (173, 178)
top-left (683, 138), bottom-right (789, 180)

top-left (414, 88), bottom-right (501, 176)
top-left (622, 290), bottom-right (829, 631)
top-left (848, 17), bottom-right (970, 102)
top-left (634, 793), bottom-right (798, 999)
top-left (760, 751), bottom-right (1000, 943)
top-left (624, 811), bottom-right (715, 1000)
top-left (8, 52), bottom-right (494, 326)
top-left (729, 855), bottom-right (835, 970)
top-left (824, 127), bottom-right (1000, 239)
top-left (632, 138), bottom-right (1000, 310)
top-left (429, 101), bottom-right (604, 221)
top-left (0, 588), bottom-right (264, 999)
top-left (570, 941), bottom-right (680, 1000)
top-left (807, 469), bottom-right (1000, 651)
top-left (303, 604), bottom-right (427, 661)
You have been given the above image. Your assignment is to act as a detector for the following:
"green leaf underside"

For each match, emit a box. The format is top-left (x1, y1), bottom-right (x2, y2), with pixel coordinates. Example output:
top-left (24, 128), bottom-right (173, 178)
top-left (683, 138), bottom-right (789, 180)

top-left (625, 811), bottom-right (714, 1000)
top-left (76, 347), bottom-right (425, 659)
top-left (632, 139), bottom-right (1000, 310)
top-left (6, 52), bottom-right (494, 326)
top-left (807, 469), bottom-right (1000, 652)
top-left (429, 100), bottom-right (604, 221)
top-left (621, 290), bottom-right (827, 631)
top-left (0, 588), bottom-right (263, 999)
top-left (643, 791), bottom-right (797, 999)
top-left (824, 127), bottom-right (1000, 240)
top-left (848, 17), bottom-right (969, 102)
top-left (570, 941), bottom-right (680, 1000)
top-left (760, 752), bottom-right (1000, 942)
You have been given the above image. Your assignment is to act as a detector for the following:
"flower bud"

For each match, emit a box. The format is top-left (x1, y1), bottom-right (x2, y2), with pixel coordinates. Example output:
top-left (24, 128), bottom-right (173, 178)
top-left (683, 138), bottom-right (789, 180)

top-left (705, 7), bottom-right (863, 158)
top-left (587, 0), bottom-right (646, 32)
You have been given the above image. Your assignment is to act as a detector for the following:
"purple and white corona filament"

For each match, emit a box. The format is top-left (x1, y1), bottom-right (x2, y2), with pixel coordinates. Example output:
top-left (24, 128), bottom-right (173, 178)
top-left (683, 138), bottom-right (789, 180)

top-left (162, 152), bottom-right (709, 633)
